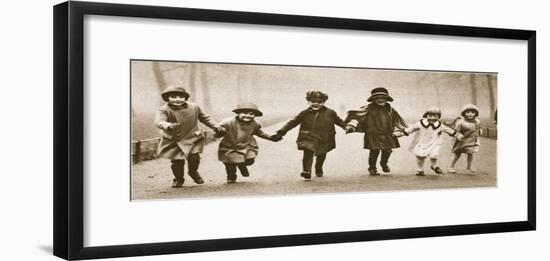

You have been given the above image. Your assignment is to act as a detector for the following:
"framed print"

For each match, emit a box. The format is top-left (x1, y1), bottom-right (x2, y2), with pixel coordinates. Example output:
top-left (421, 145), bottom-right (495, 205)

top-left (54, 1), bottom-right (536, 260)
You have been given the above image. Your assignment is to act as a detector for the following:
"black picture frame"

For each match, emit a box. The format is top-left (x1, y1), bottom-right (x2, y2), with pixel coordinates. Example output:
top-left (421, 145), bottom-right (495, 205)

top-left (53, 1), bottom-right (536, 260)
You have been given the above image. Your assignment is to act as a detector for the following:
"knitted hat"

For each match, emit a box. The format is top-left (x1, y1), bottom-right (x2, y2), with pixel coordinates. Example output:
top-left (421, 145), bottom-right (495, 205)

top-left (423, 107), bottom-right (442, 118)
top-left (367, 87), bottom-right (394, 102)
top-left (305, 91), bottom-right (328, 102)
top-left (161, 86), bottom-right (190, 102)
top-left (461, 104), bottom-right (479, 117)
top-left (232, 102), bottom-right (263, 116)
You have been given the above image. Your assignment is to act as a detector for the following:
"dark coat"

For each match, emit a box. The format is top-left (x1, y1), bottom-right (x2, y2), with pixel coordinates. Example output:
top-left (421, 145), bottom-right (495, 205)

top-left (345, 103), bottom-right (408, 150)
top-left (154, 102), bottom-right (220, 159)
top-left (277, 106), bottom-right (346, 154)
top-left (218, 117), bottom-right (273, 163)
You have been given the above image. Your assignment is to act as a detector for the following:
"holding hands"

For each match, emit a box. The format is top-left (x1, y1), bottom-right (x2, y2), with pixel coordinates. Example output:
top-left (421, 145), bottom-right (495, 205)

top-left (345, 126), bottom-right (355, 134)
top-left (270, 134), bottom-right (283, 142)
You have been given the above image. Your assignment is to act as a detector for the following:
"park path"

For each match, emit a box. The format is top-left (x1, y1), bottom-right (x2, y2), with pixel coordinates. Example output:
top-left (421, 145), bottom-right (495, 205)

top-left (131, 121), bottom-right (496, 200)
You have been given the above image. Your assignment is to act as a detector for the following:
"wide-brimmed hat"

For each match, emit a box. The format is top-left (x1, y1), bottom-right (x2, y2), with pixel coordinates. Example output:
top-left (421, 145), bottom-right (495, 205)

top-left (461, 104), bottom-right (479, 117)
top-left (423, 107), bottom-right (442, 118)
top-left (367, 87), bottom-right (394, 102)
top-left (232, 102), bottom-right (263, 116)
top-left (305, 91), bottom-right (328, 102)
top-left (161, 86), bottom-right (190, 102)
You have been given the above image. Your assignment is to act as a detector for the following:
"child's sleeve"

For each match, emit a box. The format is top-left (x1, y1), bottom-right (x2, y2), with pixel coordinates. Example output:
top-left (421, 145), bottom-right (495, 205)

top-left (276, 111), bottom-right (303, 136)
top-left (254, 123), bottom-right (275, 140)
top-left (442, 124), bottom-right (458, 137)
top-left (197, 106), bottom-right (221, 130)
top-left (333, 111), bottom-right (346, 130)
top-left (391, 108), bottom-right (408, 130)
top-left (403, 121), bottom-right (421, 136)
top-left (154, 109), bottom-right (171, 130)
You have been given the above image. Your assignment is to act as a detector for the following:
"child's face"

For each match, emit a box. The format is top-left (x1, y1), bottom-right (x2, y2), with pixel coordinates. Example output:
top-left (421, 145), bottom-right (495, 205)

top-left (167, 94), bottom-right (187, 107)
top-left (374, 97), bottom-right (388, 106)
top-left (308, 99), bottom-right (325, 110)
top-left (237, 111), bottom-right (256, 122)
top-left (464, 110), bottom-right (477, 120)
top-left (426, 114), bottom-right (440, 123)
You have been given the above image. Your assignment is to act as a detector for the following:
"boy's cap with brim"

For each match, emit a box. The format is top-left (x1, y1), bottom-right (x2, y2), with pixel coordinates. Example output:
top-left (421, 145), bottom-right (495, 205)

top-left (367, 87), bottom-right (394, 102)
top-left (232, 102), bottom-right (263, 116)
top-left (161, 86), bottom-right (190, 102)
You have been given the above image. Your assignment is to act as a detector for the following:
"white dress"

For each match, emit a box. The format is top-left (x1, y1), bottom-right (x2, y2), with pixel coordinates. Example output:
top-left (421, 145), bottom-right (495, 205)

top-left (405, 119), bottom-right (457, 158)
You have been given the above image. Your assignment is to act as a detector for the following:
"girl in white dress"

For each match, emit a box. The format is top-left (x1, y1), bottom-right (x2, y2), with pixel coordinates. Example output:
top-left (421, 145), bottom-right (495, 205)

top-left (399, 108), bottom-right (462, 176)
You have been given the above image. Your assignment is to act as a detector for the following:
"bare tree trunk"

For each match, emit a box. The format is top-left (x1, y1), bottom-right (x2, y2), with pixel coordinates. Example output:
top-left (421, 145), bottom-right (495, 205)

top-left (486, 74), bottom-right (496, 116)
top-left (187, 64), bottom-right (197, 101)
top-left (469, 74), bottom-right (478, 105)
top-left (152, 62), bottom-right (167, 93)
top-left (199, 64), bottom-right (212, 111)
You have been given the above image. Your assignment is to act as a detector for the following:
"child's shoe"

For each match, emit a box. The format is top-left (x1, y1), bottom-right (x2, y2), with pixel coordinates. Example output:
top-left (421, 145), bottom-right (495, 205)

top-left (431, 166), bottom-right (444, 174)
top-left (467, 168), bottom-right (477, 173)
top-left (416, 171), bottom-right (425, 176)
top-left (301, 171), bottom-right (312, 180)
top-left (227, 179), bottom-right (236, 184)
top-left (448, 168), bottom-right (456, 174)
top-left (315, 170), bottom-right (323, 177)
top-left (381, 164), bottom-right (391, 173)
top-left (189, 172), bottom-right (205, 184)
top-left (368, 167), bottom-right (380, 176)
top-left (171, 179), bottom-right (184, 188)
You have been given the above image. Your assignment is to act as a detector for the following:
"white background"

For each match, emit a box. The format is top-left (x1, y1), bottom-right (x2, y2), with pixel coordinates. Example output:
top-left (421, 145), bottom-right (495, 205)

top-left (0, 0), bottom-right (547, 260)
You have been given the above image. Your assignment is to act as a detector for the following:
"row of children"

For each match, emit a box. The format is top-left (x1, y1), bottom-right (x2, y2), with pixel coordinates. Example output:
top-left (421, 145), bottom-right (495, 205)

top-left (154, 86), bottom-right (481, 187)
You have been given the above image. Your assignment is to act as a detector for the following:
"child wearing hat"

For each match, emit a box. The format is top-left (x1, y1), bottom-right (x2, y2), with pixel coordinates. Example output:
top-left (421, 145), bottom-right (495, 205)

top-left (273, 91), bottom-right (346, 179)
top-left (217, 102), bottom-right (280, 183)
top-left (344, 87), bottom-right (408, 175)
top-left (449, 104), bottom-right (481, 173)
top-left (154, 86), bottom-right (226, 188)
top-left (398, 107), bottom-right (462, 176)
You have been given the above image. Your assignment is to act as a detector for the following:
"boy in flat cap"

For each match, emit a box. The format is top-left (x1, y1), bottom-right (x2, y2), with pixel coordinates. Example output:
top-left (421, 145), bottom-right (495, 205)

top-left (273, 91), bottom-right (346, 180)
top-left (344, 87), bottom-right (408, 175)
top-left (216, 102), bottom-right (280, 183)
top-left (154, 86), bottom-right (226, 188)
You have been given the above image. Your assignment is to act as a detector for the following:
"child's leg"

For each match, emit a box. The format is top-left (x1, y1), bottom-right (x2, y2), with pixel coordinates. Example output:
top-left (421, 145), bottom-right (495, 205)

top-left (429, 157), bottom-right (444, 174)
top-left (170, 159), bottom-right (185, 187)
top-left (368, 149), bottom-right (380, 174)
top-left (380, 149), bottom-right (392, 172)
top-left (237, 163), bottom-right (249, 177)
top-left (301, 150), bottom-right (314, 179)
top-left (415, 156), bottom-right (426, 175)
top-left (187, 153), bottom-right (204, 184)
top-left (314, 153), bottom-right (327, 177)
top-left (466, 153), bottom-right (476, 172)
top-left (224, 163), bottom-right (237, 183)
top-left (449, 152), bottom-right (461, 173)
top-left (245, 159), bottom-right (255, 166)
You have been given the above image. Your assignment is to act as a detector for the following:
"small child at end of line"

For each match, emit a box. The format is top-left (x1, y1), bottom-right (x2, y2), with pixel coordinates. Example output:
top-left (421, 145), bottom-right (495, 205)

top-left (217, 103), bottom-right (280, 183)
top-left (397, 107), bottom-right (462, 176)
top-left (449, 104), bottom-right (481, 173)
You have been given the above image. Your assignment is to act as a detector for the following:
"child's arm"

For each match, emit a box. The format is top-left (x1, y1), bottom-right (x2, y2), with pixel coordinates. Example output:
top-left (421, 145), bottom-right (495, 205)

top-left (275, 112), bottom-right (303, 136)
top-left (197, 106), bottom-right (225, 134)
top-left (399, 122), bottom-right (421, 137)
top-left (442, 124), bottom-right (462, 140)
top-left (333, 111), bottom-right (347, 130)
top-left (254, 125), bottom-right (279, 141)
top-left (154, 109), bottom-right (173, 130)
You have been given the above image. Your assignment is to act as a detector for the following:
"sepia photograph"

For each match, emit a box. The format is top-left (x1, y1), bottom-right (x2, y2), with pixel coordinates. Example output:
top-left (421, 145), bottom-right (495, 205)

top-left (131, 60), bottom-right (497, 200)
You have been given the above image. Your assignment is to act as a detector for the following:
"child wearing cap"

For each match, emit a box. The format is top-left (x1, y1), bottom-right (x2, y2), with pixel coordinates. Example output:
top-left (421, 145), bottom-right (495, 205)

top-left (217, 102), bottom-right (280, 183)
top-left (344, 87), bottom-right (408, 175)
top-left (273, 91), bottom-right (346, 180)
top-left (154, 86), bottom-right (226, 188)
top-left (397, 107), bottom-right (462, 176)
top-left (449, 104), bottom-right (481, 173)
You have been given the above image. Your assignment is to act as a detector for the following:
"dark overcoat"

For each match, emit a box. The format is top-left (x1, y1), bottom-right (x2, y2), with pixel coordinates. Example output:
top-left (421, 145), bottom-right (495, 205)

top-left (154, 102), bottom-right (220, 159)
top-left (218, 117), bottom-right (273, 163)
top-left (345, 103), bottom-right (408, 150)
top-left (277, 106), bottom-right (346, 154)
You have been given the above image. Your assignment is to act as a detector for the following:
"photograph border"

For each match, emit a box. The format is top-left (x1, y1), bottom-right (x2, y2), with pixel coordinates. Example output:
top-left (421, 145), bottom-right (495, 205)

top-left (53, 1), bottom-right (536, 259)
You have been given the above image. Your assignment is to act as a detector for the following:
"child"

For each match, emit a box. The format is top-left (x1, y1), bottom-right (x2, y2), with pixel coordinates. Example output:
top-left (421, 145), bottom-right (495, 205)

top-left (154, 86), bottom-right (225, 188)
top-left (273, 91), bottom-right (346, 179)
top-left (399, 107), bottom-right (462, 176)
top-left (217, 103), bottom-right (279, 183)
top-left (449, 104), bottom-right (481, 173)
top-left (345, 87), bottom-right (407, 175)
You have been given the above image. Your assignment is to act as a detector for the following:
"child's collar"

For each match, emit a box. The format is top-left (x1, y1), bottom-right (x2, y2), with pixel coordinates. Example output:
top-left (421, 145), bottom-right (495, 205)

top-left (420, 118), bottom-right (441, 129)
top-left (168, 103), bottom-right (188, 109)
